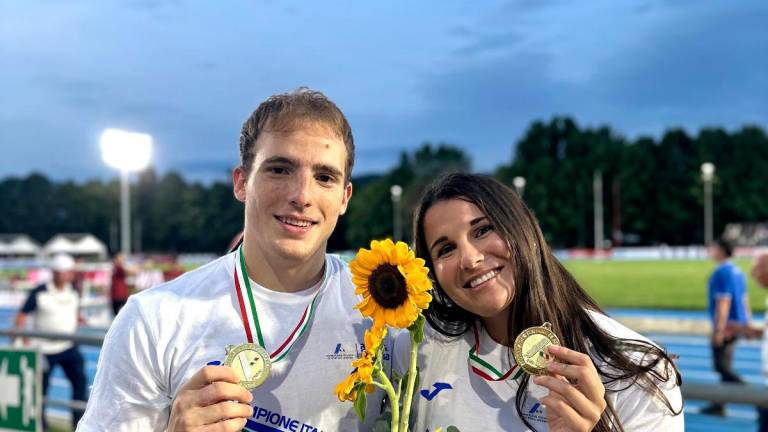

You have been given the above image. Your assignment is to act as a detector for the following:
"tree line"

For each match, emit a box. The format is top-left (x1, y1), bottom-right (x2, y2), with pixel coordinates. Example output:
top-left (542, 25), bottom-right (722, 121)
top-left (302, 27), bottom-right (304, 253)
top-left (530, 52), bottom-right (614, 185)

top-left (1, 117), bottom-right (766, 253)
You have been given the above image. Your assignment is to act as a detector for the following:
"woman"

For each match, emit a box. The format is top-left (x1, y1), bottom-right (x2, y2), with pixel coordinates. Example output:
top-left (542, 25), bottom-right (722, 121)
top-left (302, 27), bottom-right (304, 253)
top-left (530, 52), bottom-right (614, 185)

top-left (397, 173), bottom-right (683, 431)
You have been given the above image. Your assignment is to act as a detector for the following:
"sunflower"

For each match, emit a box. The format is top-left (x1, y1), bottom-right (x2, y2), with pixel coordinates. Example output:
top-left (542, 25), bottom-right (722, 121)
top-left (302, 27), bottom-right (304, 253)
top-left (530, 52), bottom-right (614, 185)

top-left (352, 352), bottom-right (375, 384)
top-left (351, 239), bottom-right (432, 329)
top-left (334, 371), bottom-right (359, 401)
top-left (364, 325), bottom-right (387, 353)
top-left (334, 367), bottom-right (375, 401)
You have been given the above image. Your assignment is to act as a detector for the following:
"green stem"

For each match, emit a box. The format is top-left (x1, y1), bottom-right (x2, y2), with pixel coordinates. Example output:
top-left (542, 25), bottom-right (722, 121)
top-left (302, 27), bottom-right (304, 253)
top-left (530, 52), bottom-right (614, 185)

top-left (398, 335), bottom-right (419, 432)
top-left (375, 368), bottom-right (399, 432)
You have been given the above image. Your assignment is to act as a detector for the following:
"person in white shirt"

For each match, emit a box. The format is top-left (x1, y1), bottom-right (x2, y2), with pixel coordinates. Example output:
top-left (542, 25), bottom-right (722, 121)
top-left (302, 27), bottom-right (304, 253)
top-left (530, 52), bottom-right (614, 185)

top-left (398, 173), bottom-right (683, 432)
top-left (78, 88), bottom-right (390, 432)
top-left (15, 253), bottom-right (86, 431)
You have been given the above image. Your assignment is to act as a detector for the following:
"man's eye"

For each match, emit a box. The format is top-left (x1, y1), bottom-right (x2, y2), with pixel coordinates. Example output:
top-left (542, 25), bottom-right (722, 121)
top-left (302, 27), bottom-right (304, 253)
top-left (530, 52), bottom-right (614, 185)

top-left (269, 167), bottom-right (287, 175)
top-left (317, 174), bottom-right (333, 183)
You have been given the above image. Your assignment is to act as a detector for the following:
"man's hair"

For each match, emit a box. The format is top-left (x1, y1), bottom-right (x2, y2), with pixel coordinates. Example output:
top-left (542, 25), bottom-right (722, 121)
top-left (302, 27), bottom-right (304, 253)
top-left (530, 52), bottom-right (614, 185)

top-left (716, 237), bottom-right (734, 258)
top-left (239, 87), bottom-right (355, 183)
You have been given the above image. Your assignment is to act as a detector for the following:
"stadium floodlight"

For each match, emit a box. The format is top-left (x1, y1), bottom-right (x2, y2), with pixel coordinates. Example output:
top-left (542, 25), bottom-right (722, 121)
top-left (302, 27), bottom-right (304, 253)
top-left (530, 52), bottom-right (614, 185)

top-left (100, 129), bottom-right (153, 172)
top-left (100, 128), bottom-right (154, 257)
top-left (701, 162), bottom-right (715, 247)
top-left (512, 176), bottom-right (526, 197)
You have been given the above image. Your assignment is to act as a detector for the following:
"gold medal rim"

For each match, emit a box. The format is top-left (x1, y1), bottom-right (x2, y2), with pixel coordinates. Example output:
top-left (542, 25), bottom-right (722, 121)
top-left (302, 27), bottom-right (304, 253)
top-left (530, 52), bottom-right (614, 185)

top-left (512, 324), bottom-right (561, 375)
top-left (223, 343), bottom-right (272, 390)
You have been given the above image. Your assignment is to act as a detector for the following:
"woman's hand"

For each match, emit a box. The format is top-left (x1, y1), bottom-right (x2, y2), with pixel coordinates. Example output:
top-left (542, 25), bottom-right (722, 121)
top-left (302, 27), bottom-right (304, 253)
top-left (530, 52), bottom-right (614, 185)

top-left (532, 345), bottom-right (606, 432)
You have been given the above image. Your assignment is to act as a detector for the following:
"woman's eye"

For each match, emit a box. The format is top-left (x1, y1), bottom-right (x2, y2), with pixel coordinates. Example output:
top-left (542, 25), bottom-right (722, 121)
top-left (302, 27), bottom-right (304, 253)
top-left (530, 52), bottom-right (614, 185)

top-left (436, 244), bottom-right (454, 258)
top-left (476, 225), bottom-right (493, 237)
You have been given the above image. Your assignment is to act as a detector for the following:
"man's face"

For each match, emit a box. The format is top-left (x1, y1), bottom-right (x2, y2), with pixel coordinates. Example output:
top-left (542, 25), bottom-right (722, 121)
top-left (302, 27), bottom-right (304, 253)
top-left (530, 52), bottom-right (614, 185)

top-left (752, 256), bottom-right (768, 288)
top-left (710, 245), bottom-right (726, 262)
top-left (233, 123), bottom-right (352, 265)
top-left (53, 270), bottom-right (74, 286)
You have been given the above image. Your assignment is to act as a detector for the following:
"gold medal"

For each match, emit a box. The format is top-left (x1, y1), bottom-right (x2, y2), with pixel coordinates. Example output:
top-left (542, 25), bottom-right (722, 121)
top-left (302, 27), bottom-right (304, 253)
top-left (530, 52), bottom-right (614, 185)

top-left (512, 322), bottom-right (560, 375)
top-left (224, 343), bottom-right (272, 390)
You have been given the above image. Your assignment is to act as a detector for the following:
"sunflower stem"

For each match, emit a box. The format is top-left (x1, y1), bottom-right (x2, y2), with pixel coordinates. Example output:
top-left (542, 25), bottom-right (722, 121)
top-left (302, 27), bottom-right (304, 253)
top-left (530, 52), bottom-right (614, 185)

top-left (398, 335), bottom-right (419, 432)
top-left (375, 368), bottom-right (399, 432)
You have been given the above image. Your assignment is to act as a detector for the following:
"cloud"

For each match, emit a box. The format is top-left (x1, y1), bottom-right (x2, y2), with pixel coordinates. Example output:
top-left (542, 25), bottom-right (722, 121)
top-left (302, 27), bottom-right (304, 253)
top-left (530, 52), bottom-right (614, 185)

top-left (415, 0), bottom-right (767, 172)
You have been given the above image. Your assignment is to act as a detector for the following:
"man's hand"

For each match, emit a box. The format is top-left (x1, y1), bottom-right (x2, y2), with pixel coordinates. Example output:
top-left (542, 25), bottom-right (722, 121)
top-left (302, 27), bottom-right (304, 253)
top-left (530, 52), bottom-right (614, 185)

top-left (167, 365), bottom-right (254, 432)
top-left (712, 330), bottom-right (725, 347)
top-left (725, 322), bottom-right (763, 339)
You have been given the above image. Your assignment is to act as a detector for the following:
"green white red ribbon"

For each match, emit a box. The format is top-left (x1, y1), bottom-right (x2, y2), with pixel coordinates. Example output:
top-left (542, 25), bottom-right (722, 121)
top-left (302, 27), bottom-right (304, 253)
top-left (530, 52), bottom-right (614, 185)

top-left (234, 245), bottom-right (321, 362)
top-left (468, 323), bottom-right (524, 381)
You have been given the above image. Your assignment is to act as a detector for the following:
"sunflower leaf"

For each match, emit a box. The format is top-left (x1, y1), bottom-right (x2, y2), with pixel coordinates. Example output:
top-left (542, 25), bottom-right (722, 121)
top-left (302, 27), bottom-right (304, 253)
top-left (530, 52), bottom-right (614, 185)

top-left (409, 314), bottom-right (426, 344)
top-left (354, 384), bottom-right (368, 422)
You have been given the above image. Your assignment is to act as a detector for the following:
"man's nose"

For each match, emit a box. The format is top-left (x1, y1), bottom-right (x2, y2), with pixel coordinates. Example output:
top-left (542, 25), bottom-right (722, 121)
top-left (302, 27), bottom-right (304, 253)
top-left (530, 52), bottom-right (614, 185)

top-left (289, 171), bottom-right (312, 209)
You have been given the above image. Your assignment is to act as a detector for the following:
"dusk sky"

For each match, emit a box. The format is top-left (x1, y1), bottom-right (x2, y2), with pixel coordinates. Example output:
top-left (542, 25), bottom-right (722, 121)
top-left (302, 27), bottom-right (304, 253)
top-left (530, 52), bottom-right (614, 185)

top-left (1, 0), bottom-right (766, 183)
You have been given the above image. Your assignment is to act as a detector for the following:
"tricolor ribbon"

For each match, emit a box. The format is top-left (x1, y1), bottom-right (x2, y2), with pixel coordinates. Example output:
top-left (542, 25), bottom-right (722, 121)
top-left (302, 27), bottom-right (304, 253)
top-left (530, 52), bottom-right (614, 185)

top-left (468, 323), bottom-right (524, 381)
top-left (233, 245), bottom-right (321, 362)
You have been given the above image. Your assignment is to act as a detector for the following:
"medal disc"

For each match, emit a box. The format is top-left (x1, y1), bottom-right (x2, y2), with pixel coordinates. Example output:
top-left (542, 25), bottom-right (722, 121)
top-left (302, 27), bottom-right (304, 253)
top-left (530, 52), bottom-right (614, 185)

top-left (512, 322), bottom-right (561, 375)
top-left (224, 343), bottom-right (272, 390)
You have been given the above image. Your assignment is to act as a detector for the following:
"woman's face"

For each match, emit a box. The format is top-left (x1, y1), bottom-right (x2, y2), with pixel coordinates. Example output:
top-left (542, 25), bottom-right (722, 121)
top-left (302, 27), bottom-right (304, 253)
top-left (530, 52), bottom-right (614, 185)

top-left (423, 198), bottom-right (515, 320)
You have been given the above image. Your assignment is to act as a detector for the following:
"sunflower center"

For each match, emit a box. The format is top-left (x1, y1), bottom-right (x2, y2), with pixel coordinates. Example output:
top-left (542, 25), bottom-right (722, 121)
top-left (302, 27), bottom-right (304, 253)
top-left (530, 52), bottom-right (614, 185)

top-left (368, 264), bottom-right (408, 309)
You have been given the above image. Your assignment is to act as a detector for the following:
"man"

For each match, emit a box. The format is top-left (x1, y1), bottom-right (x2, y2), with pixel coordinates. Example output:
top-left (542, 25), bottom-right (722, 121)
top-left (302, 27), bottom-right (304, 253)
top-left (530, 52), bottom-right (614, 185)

top-left (15, 253), bottom-right (87, 431)
top-left (78, 88), bottom-right (388, 431)
top-left (701, 238), bottom-right (750, 416)
top-left (109, 253), bottom-right (132, 316)
top-left (723, 252), bottom-right (768, 430)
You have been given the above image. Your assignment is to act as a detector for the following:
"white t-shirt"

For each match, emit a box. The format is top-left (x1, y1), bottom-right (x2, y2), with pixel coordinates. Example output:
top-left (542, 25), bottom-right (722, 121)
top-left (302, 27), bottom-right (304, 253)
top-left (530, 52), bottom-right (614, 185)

top-left (394, 311), bottom-right (683, 432)
top-left (77, 252), bottom-right (391, 432)
top-left (21, 283), bottom-right (79, 355)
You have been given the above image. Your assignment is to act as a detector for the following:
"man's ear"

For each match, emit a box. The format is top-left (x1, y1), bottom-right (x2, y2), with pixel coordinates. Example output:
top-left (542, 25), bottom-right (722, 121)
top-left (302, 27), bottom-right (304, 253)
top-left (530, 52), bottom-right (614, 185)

top-left (233, 166), bottom-right (247, 203)
top-left (339, 182), bottom-right (353, 215)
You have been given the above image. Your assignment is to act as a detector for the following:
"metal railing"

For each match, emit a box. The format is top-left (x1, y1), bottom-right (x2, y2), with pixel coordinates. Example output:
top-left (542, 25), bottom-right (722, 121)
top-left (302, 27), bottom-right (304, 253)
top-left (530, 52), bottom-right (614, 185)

top-left (3, 328), bottom-right (768, 413)
top-left (0, 328), bottom-right (105, 346)
top-left (0, 327), bottom-right (104, 419)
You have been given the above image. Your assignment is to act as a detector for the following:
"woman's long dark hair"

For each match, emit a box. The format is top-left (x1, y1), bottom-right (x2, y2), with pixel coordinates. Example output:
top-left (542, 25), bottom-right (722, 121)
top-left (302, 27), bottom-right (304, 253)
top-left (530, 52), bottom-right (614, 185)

top-left (413, 173), bottom-right (682, 432)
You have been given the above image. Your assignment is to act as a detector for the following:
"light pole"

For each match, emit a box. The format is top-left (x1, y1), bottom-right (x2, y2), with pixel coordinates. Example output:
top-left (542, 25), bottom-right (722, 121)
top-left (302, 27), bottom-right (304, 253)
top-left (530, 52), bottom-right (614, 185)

top-left (100, 128), bottom-right (153, 257)
top-left (701, 162), bottom-right (715, 246)
top-left (390, 185), bottom-right (403, 242)
top-left (513, 176), bottom-right (526, 198)
top-left (593, 170), bottom-right (604, 251)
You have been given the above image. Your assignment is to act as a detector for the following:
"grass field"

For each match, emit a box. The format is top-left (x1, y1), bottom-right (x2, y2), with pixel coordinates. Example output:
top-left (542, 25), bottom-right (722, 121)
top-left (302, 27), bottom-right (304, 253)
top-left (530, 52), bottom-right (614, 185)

top-left (563, 258), bottom-right (766, 310)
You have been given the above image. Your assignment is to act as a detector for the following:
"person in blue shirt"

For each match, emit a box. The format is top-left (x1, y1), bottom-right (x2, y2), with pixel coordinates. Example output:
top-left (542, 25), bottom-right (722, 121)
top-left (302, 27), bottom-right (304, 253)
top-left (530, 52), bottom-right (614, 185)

top-left (701, 238), bottom-right (750, 416)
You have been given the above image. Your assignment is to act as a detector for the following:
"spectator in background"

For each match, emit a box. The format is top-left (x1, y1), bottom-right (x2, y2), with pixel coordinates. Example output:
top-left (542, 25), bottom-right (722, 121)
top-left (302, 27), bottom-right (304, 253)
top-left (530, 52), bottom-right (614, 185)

top-left (109, 253), bottom-right (134, 316)
top-left (162, 254), bottom-right (185, 282)
top-left (14, 253), bottom-right (87, 431)
top-left (726, 252), bottom-right (768, 431)
top-left (72, 257), bottom-right (86, 296)
top-left (701, 238), bottom-right (750, 416)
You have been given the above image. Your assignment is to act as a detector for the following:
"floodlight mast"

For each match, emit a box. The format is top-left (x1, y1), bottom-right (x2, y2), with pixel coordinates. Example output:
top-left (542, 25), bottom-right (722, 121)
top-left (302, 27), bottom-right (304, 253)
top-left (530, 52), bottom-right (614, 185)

top-left (100, 129), bottom-right (153, 257)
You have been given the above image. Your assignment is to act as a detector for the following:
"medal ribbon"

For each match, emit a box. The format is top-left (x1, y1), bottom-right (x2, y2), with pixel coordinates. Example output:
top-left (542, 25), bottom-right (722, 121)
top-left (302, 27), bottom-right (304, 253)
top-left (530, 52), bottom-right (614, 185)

top-left (233, 245), bottom-right (321, 362)
top-left (468, 323), bottom-right (524, 381)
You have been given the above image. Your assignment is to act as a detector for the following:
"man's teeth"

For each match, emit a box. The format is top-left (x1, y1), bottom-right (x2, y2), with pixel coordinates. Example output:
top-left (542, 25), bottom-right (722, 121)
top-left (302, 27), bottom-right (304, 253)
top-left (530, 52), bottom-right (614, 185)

top-left (470, 269), bottom-right (499, 288)
top-left (280, 217), bottom-right (312, 227)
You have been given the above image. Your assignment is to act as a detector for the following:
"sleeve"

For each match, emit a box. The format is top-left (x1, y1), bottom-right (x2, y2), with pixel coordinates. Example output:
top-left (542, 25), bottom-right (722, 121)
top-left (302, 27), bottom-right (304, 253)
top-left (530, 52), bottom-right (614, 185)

top-left (710, 269), bottom-right (732, 299)
top-left (609, 362), bottom-right (685, 431)
top-left (76, 297), bottom-right (171, 432)
top-left (20, 287), bottom-right (40, 313)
